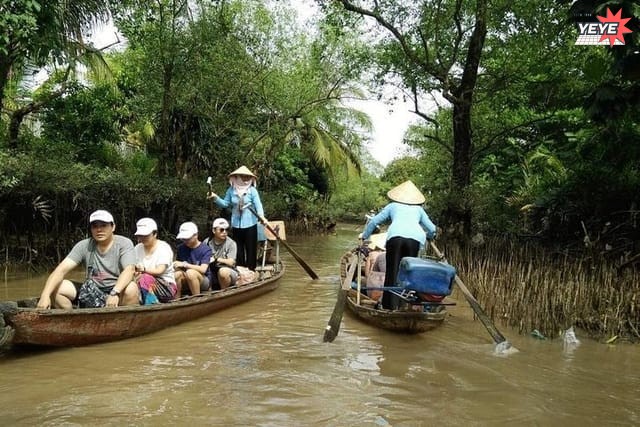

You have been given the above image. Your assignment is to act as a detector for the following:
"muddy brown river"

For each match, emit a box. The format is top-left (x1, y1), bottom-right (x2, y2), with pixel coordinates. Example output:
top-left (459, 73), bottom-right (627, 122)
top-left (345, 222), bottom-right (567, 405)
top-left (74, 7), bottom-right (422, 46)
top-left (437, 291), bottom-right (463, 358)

top-left (1, 224), bottom-right (638, 425)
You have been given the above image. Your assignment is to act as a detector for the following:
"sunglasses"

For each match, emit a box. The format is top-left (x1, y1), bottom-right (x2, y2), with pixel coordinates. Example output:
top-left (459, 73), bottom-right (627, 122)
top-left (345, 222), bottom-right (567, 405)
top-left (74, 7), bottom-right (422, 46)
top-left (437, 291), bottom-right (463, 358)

top-left (215, 228), bottom-right (228, 233)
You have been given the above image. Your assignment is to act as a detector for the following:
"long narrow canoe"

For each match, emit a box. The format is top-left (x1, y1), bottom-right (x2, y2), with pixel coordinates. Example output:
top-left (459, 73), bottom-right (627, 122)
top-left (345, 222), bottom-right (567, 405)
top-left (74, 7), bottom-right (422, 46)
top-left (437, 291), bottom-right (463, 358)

top-left (340, 250), bottom-right (447, 334)
top-left (0, 262), bottom-right (284, 348)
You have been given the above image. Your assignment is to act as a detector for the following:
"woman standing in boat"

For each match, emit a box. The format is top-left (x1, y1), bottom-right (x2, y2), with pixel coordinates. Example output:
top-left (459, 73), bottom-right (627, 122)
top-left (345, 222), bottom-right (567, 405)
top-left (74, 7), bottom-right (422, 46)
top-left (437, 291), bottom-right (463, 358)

top-left (361, 180), bottom-right (437, 310)
top-left (133, 218), bottom-right (177, 304)
top-left (207, 166), bottom-right (267, 270)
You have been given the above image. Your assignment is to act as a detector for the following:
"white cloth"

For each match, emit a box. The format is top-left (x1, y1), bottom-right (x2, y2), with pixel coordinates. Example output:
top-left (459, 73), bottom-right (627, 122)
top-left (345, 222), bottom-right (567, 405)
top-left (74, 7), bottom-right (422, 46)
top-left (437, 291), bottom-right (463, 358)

top-left (134, 240), bottom-right (176, 284)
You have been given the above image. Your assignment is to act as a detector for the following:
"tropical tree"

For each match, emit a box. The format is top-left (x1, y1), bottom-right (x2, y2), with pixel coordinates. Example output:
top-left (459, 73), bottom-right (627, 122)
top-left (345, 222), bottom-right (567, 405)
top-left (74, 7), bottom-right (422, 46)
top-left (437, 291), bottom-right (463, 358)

top-left (112, 0), bottom-right (368, 188)
top-left (0, 0), bottom-right (113, 147)
top-left (323, 0), bottom-right (490, 236)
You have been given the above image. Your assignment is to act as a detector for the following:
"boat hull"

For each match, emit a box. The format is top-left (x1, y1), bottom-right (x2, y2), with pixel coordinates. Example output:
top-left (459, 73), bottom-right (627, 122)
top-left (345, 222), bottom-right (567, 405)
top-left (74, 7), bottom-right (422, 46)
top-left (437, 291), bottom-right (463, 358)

top-left (345, 290), bottom-right (446, 333)
top-left (340, 251), bottom-right (446, 334)
top-left (1, 264), bottom-right (283, 347)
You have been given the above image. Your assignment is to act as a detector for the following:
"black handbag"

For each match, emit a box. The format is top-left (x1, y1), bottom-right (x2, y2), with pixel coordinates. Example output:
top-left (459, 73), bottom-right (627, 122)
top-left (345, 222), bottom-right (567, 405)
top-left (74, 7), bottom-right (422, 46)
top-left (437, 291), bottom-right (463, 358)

top-left (77, 250), bottom-right (107, 308)
top-left (78, 278), bottom-right (107, 308)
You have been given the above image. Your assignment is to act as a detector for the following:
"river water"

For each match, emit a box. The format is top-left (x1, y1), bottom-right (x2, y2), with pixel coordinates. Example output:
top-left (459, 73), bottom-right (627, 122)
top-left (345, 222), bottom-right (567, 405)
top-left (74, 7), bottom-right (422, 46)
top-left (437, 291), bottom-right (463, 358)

top-left (0, 224), bottom-right (638, 426)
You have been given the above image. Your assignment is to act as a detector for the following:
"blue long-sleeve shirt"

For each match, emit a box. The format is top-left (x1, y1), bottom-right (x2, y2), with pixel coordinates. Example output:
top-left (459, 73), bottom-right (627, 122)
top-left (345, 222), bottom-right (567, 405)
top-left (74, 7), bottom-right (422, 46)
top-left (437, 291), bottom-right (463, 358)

top-left (214, 186), bottom-right (265, 229)
top-left (362, 202), bottom-right (436, 247)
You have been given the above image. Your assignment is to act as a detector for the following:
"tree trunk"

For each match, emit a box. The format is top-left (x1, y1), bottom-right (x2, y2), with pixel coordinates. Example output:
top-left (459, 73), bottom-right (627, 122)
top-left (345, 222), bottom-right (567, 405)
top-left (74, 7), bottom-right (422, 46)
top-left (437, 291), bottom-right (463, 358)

top-left (157, 65), bottom-right (174, 177)
top-left (8, 109), bottom-right (28, 149)
top-left (445, 0), bottom-right (487, 239)
top-left (6, 83), bottom-right (69, 149)
top-left (0, 58), bottom-right (11, 115)
top-left (446, 101), bottom-right (473, 237)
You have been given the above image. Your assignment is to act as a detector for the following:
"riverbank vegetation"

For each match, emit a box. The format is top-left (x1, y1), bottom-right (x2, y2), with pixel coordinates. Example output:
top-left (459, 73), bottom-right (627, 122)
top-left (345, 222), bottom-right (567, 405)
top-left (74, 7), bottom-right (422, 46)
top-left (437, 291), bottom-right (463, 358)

top-left (1, 0), bottom-right (638, 339)
top-left (441, 239), bottom-right (639, 342)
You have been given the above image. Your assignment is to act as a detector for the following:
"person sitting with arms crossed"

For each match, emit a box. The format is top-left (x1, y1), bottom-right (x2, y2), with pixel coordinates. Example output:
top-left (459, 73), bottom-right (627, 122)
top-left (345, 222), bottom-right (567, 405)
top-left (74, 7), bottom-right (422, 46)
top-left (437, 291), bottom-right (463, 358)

top-left (204, 218), bottom-right (238, 290)
top-left (36, 210), bottom-right (139, 309)
top-left (173, 221), bottom-right (212, 297)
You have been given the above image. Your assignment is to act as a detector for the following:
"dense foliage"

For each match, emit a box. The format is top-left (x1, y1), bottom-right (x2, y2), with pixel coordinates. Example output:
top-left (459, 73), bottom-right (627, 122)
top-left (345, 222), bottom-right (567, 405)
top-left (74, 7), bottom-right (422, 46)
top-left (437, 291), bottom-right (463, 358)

top-left (0, 0), bottom-right (638, 266)
top-left (325, 0), bottom-right (640, 256)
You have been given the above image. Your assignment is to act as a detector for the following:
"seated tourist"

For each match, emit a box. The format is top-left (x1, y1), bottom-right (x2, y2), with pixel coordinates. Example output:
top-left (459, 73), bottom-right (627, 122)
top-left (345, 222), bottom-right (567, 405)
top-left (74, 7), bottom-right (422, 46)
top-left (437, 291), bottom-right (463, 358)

top-left (36, 210), bottom-right (139, 309)
top-left (204, 218), bottom-right (238, 290)
top-left (365, 232), bottom-right (387, 301)
top-left (173, 221), bottom-right (212, 297)
top-left (133, 217), bottom-right (177, 304)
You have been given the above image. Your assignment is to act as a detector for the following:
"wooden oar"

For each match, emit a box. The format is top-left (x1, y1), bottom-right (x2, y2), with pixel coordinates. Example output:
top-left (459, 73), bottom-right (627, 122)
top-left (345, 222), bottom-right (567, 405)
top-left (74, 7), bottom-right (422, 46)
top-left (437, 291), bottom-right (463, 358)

top-left (429, 241), bottom-right (513, 350)
top-left (323, 253), bottom-right (358, 342)
top-left (245, 205), bottom-right (319, 280)
top-left (207, 178), bottom-right (319, 280)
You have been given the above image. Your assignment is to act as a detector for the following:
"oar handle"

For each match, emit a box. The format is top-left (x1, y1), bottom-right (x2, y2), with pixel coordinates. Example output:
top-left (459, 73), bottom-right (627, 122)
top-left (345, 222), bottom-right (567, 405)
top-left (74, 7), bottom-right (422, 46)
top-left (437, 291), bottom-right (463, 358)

top-left (244, 203), bottom-right (319, 280)
top-left (244, 205), bottom-right (276, 237)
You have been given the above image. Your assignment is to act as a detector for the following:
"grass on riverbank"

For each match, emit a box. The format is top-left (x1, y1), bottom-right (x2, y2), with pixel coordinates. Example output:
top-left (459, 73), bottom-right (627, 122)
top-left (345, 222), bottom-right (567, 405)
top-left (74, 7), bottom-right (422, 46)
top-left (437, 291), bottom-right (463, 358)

top-left (440, 239), bottom-right (639, 343)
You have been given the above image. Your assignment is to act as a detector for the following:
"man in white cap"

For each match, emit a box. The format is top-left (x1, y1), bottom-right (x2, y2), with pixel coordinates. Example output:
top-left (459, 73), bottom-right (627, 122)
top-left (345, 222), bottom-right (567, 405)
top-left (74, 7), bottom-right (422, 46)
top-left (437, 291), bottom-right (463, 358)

top-left (361, 180), bottom-right (437, 310)
top-left (203, 218), bottom-right (238, 289)
top-left (173, 221), bottom-right (212, 297)
top-left (36, 209), bottom-right (139, 309)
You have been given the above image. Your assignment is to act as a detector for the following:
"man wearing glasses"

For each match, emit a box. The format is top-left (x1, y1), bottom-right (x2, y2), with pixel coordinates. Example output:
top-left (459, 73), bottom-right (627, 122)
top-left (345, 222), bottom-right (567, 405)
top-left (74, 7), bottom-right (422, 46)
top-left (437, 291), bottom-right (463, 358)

top-left (36, 210), bottom-right (139, 309)
top-left (204, 218), bottom-right (238, 290)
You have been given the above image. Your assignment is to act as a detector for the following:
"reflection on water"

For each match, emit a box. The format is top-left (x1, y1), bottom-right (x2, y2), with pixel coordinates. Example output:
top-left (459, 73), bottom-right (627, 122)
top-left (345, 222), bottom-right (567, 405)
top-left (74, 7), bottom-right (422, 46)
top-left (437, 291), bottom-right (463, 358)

top-left (1, 224), bottom-right (639, 425)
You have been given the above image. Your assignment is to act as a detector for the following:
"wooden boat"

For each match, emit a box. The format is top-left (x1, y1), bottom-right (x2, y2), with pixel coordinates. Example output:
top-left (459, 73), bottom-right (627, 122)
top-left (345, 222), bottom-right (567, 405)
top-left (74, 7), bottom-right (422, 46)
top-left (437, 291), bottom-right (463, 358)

top-left (0, 262), bottom-right (284, 349)
top-left (340, 250), bottom-right (448, 334)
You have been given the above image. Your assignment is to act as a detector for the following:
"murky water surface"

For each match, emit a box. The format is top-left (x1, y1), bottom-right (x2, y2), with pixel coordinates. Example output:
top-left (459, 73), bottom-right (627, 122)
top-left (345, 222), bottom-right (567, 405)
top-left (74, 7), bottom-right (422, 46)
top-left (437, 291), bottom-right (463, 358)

top-left (1, 224), bottom-right (638, 426)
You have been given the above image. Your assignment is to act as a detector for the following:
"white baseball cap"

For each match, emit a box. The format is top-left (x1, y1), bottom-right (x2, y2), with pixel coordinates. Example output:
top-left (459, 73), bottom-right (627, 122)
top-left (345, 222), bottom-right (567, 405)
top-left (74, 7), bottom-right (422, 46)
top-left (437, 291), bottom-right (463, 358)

top-left (177, 221), bottom-right (198, 239)
top-left (89, 210), bottom-right (114, 224)
top-left (212, 218), bottom-right (229, 229)
top-left (135, 217), bottom-right (158, 236)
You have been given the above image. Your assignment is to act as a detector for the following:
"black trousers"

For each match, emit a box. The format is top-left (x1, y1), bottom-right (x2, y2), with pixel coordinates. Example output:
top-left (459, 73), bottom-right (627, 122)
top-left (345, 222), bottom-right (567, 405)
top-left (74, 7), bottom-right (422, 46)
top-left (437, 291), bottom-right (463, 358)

top-left (233, 224), bottom-right (258, 270)
top-left (382, 236), bottom-right (420, 309)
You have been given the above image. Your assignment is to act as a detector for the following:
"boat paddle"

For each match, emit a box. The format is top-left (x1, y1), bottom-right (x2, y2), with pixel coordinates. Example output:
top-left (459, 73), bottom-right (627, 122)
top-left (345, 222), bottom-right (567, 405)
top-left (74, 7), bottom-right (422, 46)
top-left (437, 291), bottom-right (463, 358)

top-left (206, 177), bottom-right (319, 280)
top-left (323, 252), bottom-right (359, 342)
top-left (245, 204), bottom-right (319, 280)
top-left (429, 241), bottom-right (516, 354)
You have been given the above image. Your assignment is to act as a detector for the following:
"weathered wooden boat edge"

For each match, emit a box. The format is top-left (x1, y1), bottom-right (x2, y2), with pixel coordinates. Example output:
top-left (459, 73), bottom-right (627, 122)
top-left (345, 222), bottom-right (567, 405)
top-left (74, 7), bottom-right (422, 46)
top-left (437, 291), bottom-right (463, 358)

top-left (345, 290), bottom-right (446, 333)
top-left (0, 263), bottom-right (284, 348)
top-left (340, 251), bottom-right (447, 334)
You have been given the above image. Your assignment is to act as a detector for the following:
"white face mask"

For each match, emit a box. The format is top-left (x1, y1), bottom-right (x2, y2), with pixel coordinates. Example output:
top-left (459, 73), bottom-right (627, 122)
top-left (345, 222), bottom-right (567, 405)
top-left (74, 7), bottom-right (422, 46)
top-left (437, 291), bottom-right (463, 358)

top-left (230, 175), bottom-right (255, 189)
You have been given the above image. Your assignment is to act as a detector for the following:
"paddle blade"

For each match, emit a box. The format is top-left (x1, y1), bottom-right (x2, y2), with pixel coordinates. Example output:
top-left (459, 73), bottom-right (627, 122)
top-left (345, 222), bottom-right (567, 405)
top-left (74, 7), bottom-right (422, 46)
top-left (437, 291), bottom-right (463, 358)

top-left (429, 241), bottom-right (514, 349)
top-left (323, 289), bottom-right (348, 342)
top-left (323, 255), bottom-right (358, 343)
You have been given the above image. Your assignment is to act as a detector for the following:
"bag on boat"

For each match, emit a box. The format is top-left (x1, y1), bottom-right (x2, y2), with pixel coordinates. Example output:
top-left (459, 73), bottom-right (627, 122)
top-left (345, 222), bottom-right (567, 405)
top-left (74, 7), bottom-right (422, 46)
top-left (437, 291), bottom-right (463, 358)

top-left (396, 257), bottom-right (456, 297)
top-left (78, 279), bottom-right (107, 308)
top-left (237, 266), bottom-right (257, 286)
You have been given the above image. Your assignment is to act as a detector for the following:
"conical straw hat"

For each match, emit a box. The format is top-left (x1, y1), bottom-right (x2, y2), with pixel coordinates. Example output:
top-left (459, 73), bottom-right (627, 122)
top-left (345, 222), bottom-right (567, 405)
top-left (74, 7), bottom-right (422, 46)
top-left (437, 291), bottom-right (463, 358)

top-left (229, 165), bottom-right (256, 178)
top-left (387, 180), bottom-right (425, 205)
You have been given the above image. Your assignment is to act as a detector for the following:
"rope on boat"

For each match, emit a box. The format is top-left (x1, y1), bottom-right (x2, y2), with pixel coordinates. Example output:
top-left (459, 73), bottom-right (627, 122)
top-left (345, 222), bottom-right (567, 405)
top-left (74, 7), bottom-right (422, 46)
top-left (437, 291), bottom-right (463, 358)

top-left (0, 324), bottom-right (15, 348)
top-left (0, 301), bottom-right (18, 316)
top-left (0, 301), bottom-right (18, 348)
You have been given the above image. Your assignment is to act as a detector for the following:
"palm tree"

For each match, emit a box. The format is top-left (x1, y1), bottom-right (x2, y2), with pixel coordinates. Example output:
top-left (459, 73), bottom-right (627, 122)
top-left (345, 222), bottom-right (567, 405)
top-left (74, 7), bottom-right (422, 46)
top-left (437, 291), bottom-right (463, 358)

top-left (247, 85), bottom-right (370, 189)
top-left (0, 0), bottom-right (112, 132)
